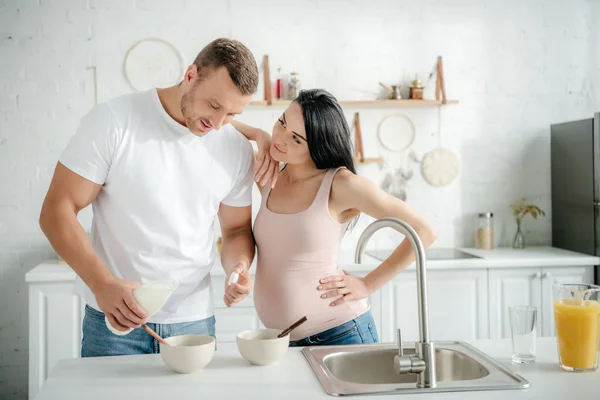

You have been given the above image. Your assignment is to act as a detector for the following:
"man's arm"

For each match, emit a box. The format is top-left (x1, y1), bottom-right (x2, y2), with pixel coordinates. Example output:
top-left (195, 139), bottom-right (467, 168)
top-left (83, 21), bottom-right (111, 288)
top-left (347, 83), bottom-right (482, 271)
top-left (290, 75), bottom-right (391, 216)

top-left (39, 162), bottom-right (147, 330)
top-left (217, 203), bottom-right (255, 307)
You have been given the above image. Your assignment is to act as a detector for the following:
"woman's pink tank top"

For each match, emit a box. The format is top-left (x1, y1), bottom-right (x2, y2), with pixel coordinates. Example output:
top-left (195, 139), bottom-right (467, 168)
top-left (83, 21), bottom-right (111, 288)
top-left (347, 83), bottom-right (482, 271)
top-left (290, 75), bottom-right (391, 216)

top-left (252, 168), bottom-right (369, 340)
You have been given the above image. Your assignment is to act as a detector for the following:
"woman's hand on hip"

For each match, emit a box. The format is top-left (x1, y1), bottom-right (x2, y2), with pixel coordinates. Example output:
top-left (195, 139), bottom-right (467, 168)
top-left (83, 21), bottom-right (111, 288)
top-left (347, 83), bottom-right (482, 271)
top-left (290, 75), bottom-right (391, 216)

top-left (317, 270), bottom-right (372, 307)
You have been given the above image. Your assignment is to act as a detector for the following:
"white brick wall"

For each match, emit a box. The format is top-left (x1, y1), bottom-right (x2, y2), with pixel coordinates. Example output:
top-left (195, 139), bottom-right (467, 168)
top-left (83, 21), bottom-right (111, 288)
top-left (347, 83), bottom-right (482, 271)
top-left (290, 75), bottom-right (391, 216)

top-left (1, 0), bottom-right (599, 397)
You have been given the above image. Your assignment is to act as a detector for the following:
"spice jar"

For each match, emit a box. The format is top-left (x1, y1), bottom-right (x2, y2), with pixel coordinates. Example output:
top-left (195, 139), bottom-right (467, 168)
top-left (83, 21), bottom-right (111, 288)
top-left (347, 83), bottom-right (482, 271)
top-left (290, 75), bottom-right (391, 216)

top-left (476, 213), bottom-right (494, 249)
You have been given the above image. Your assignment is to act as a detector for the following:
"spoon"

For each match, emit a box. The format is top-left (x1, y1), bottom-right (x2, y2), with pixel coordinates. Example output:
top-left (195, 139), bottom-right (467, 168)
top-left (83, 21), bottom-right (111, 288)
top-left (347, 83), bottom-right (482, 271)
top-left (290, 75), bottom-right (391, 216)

top-left (142, 324), bottom-right (169, 346)
top-left (277, 316), bottom-right (308, 338)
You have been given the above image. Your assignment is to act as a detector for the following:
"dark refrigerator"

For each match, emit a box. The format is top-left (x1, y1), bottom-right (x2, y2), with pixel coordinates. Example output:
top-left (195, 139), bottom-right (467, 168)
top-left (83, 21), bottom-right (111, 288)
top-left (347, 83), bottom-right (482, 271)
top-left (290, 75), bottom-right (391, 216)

top-left (550, 112), bottom-right (600, 284)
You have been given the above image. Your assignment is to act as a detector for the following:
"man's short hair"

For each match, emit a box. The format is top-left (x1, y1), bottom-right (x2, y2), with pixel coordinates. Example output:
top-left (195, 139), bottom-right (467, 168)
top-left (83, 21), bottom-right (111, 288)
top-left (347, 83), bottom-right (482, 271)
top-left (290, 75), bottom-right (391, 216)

top-left (193, 38), bottom-right (259, 95)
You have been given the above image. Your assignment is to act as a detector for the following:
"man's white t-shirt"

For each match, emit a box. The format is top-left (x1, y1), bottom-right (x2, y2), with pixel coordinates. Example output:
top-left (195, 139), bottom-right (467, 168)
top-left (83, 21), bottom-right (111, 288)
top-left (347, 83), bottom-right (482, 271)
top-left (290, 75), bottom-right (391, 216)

top-left (59, 89), bottom-right (254, 323)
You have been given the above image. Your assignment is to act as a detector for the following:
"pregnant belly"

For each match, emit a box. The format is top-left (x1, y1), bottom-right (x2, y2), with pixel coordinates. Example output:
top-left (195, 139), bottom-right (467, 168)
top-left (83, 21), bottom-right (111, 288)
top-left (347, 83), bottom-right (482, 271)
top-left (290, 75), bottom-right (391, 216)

top-left (253, 267), bottom-right (368, 340)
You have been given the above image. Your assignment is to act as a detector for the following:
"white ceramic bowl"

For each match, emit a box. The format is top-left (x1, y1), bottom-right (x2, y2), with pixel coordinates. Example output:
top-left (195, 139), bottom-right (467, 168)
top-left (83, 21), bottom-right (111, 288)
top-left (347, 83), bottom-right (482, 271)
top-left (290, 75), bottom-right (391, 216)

top-left (236, 328), bottom-right (290, 366)
top-left (160, 335), bottom-right (215, 373)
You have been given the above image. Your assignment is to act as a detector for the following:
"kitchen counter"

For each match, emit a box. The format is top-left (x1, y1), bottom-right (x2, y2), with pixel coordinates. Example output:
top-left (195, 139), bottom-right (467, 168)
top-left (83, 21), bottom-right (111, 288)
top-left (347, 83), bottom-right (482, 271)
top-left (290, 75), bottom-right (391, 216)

top-left (341, 245), bottom-right (600, 271)
top-left (35, 337), bottom-right (600, 399)
top-left (25, 246), bottom-right (600, 282)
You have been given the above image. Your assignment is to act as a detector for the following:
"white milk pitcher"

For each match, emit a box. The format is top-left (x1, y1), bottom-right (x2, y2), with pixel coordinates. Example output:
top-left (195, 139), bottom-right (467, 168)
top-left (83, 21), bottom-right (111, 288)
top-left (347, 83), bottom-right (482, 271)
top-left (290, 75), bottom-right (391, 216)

top-left (105, 275), bottom-right (179, 336)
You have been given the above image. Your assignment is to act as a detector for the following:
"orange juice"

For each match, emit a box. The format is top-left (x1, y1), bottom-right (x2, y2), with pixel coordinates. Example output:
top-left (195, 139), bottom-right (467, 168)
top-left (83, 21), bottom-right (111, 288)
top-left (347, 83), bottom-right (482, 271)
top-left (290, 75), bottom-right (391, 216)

top-left (554, 299), bottom-right (600, 370)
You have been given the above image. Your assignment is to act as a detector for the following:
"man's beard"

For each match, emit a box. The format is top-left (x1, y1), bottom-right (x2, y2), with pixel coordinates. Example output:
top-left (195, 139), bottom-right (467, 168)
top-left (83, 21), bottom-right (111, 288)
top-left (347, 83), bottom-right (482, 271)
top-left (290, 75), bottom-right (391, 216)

top-left (180, 85), bottom-right (202, 135)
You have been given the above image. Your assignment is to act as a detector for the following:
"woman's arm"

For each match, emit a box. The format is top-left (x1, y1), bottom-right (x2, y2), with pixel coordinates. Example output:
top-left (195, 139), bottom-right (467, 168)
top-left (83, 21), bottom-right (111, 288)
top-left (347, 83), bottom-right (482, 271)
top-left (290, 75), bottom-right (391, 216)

top-left (231, 120), bottom-right (266, 142)
top-left (319, 170), bottom-right (436, 306)
top-left (231, 121), bottom-right (279, 188)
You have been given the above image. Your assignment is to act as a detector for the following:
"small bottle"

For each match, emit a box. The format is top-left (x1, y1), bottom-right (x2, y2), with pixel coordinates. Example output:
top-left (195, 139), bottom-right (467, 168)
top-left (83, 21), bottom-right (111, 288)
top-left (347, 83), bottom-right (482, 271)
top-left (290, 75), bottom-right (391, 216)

top-left (276, 67), bottom-right (283, 99)
top-left (476, 213), bottom-right (494, 250)
top-left (287, 72), bottom-right (300, 100)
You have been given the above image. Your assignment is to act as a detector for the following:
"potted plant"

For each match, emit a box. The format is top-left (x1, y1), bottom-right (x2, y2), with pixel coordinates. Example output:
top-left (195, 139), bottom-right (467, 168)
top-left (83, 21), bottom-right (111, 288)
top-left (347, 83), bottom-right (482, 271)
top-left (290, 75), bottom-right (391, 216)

top-left (509, 198), bottom-right (545, 249)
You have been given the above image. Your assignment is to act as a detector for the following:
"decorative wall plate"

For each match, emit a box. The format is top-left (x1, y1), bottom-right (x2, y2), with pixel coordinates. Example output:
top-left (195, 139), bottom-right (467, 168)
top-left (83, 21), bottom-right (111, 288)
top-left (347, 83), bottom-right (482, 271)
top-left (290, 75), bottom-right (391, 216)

top-left (124, 38), bottom-right (184, 91)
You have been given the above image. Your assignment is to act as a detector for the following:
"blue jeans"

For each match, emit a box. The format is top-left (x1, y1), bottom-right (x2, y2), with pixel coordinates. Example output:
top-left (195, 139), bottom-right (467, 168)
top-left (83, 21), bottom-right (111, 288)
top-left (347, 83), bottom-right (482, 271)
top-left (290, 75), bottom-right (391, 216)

top-left (289, 310), bottom-right (379, 347)
top-left (81, 305), bottom-right (216, 357)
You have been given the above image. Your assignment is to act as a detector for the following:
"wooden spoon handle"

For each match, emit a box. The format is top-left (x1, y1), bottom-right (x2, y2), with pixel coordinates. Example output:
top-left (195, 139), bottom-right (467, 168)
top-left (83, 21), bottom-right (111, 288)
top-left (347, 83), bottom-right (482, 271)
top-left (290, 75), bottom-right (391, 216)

top-left (278, 316), bottom-right (308, 338)
top-left (143, 324), bottom-right (168, 346)
top-left (379, 82), bottom-right (393, 92)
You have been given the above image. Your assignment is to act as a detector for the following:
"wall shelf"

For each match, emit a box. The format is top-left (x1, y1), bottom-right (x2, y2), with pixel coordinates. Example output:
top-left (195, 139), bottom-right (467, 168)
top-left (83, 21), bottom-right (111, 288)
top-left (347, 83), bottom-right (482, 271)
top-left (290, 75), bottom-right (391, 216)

top-left (250, 99), bottom-right (459, 107)
top-left (354, 157), bottom-right (384, 164)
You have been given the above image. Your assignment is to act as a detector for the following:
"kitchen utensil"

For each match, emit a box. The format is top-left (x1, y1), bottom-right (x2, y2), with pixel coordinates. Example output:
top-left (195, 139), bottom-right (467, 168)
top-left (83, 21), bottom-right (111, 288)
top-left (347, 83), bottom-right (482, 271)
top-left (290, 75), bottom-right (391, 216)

top-left (377, 114), bottom-right (416, 153)
top-left (378, 82), bottom-right (402, 99)
top-left (160, 335), bottom-right (215, 373)
top-left (237, 328), bottom-right (290, 366)
top-left (123, 38), bottom-right (184, 92)
top-left (353, 112), bottom-right (365, 163)
top-left (436, 56), bottom-right (447, 104)
top-left (263, 55), bottom-right (272, 105)
top-left (379, 82), bottom-right (393, 92)
top-left (277, 316), bottom-right (308, 338)
top-left (421, 107), bottom-right (461, 186)
top-left (143, 324), bottom-right (168, 345)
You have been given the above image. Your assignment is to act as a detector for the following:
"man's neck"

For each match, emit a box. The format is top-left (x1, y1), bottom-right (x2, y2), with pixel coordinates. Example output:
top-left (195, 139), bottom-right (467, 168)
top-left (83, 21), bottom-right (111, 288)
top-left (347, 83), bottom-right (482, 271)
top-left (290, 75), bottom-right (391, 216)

top-left (157, 85), bottom-right (186, 127)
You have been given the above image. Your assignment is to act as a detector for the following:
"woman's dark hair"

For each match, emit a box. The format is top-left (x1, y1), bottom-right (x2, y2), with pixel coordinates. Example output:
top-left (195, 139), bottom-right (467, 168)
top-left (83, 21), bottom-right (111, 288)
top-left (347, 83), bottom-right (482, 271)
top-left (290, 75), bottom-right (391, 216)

top-left (294, 89), bottom-right (359, 230)
top-left (295, 89), bottom-right (357, 175)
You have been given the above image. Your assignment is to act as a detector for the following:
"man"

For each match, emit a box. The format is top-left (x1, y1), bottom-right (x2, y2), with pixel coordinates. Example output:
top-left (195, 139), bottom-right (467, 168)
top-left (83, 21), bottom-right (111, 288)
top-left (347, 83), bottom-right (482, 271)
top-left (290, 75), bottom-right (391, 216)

top-left (39, 38), bottom-right (267, 356)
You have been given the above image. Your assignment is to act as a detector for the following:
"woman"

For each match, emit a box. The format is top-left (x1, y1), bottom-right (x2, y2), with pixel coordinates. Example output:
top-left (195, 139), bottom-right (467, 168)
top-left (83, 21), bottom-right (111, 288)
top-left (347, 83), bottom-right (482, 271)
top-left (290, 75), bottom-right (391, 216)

top-left (231, 89), bottom-right (436, 346)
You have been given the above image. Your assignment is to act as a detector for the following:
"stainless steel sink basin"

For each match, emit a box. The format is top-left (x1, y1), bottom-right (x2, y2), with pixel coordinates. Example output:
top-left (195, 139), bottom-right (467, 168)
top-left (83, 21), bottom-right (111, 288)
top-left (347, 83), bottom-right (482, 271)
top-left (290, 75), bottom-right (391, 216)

top-left (302, 341), bottom-right (529, 396)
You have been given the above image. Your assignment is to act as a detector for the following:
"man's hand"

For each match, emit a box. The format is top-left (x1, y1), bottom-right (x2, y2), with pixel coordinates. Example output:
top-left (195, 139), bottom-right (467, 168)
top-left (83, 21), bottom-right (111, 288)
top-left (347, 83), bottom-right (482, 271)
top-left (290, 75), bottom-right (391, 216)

top-left (254, 130), bottom-right (280, 188)
top-left (93, 277), bottom-right (148, 331)
top-left (224, 263), bottom-right (253, 307)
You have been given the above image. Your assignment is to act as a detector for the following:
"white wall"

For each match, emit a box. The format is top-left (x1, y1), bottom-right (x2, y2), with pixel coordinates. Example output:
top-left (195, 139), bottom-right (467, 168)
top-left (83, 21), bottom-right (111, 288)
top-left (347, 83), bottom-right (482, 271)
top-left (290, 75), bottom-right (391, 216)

top-left (1, 0), bottom-right (598, 397)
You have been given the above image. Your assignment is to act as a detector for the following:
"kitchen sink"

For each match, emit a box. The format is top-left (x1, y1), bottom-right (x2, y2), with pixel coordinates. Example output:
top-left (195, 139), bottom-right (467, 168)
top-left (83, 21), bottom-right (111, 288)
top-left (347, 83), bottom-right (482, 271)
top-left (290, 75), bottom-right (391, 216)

top-left (302, 341), bottom-right (529, 396)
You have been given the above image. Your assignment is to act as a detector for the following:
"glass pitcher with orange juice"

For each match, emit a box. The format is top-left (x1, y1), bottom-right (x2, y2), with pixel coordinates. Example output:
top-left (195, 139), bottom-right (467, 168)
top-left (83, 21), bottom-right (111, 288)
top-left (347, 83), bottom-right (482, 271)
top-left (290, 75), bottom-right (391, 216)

top-left (553, 283), bottom-right (600, 372)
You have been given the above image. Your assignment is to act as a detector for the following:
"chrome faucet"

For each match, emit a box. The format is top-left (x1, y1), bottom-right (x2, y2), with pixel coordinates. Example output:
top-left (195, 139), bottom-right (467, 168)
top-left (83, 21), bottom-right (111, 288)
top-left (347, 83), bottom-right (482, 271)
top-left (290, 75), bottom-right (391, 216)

top-left (354, 217), bottom-right (436, 389)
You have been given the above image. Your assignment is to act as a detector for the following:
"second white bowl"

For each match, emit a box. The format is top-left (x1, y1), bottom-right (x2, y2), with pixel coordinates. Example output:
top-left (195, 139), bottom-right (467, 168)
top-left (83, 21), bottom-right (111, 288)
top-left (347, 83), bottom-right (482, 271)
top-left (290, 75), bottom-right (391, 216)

top-left (236, 328), bottom-right (290, 366)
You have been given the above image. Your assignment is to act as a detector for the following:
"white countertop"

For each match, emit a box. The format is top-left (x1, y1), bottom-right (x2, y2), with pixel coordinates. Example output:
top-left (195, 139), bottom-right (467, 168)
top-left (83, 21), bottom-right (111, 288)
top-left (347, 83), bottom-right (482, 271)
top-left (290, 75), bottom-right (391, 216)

top-left (349, 246), bottom-right (600, 270)
top-left (35, 337), bottom-right (600, 400)
top-left (26, 246), bottom-right (599, 282)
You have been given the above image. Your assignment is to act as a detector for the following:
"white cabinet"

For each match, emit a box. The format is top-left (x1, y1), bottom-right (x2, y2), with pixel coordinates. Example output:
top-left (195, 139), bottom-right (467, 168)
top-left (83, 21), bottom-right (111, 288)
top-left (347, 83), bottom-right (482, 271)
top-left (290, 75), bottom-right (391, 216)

top-left (488, 267), bottom-right (542, 339)
top-left (489, 266), bottom-right (594, 339)
top-left (27, 275), bottom-right (85, 400)
top-left (380, 268), bottom-right (488, 343)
